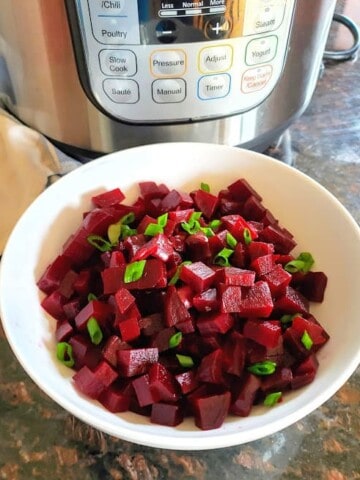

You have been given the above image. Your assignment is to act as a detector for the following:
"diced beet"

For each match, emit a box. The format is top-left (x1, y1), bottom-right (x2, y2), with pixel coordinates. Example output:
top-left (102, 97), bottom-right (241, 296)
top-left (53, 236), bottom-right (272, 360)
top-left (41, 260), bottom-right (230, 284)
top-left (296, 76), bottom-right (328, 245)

top-left (98, 384), bottom-right (131, 412)
top-left (168, 208), bottom-right (194, 224)
top-left (123, 233), bottom-right (147, 259)
top-left (238, 281), bottom-right (274, 318)
top-left (222, 331), bottom-right (246, 376)
top-left (37, 255), bottom-right (72, 294)
top-left (227, 178), bottom-right (262, 202)
top-left (73, 366), bottom-right (106, 399)
top-left (164, 285), bottom-right (192, 327)
top-left (243, 319), bottom-right (282, 349)
top-left (283, 328), bottom-right (311, 360)
top-left (179, 261), bottom-right (216, 293)
top-left (197, 311), bottom-right (234, 336)
top-left (221, 214), bottom-right (258, 242)
top-left (74, 300), bottom-right (112, 330)
top-left (290, 315), bottom-right (328, 348)
top-left (231, 242), bottom-right (247, 268)
top-left (151, 402), bottom-right (184, 426)
top-left (193, 288), bottom-right (218, 312)
top-left (250, 254), bottom-right (275, 276)
top-left (218, 284), bottom-right (242, 313)
top-left (82, 208), bottom-right (119, 236)
top-left (176, 317), bottom-right (196, 334)
top-left (176, 284), bottom-right (194, 309)
top-left (133, 233), bottom-right (174, 262)
top-left (41, 291), bottom-right (66, 320)
top-left (102, 335), bottom-right (130, 367)
top-left (116, 348), bottom-right (159, 377)
top-left (175, 370), bottom-right (199, 395)
top-left (139, 313), bottom-right (165, 336)
top-left (274, 286), bottom-right (309, 315)
top-left (150, 326), bottom-right (177, 352)
top-left (185, 232), bottom-right (211, 262)
top-left (114, 287), bottom-right (135, 314)
top-left (55, 319), bottom-right (74, 342)
top-left (63, 298), bottom-right (81, 320)
top-left (192, 189), bottom-right (219, 219)
top-left (132, 374), bottom-right (158, 406)
top-left (242, 195), bottom-right (267, 221)
top-left (192, 391), bottom-right (231, 430)
top-left (260, 367), bottom-right (293, 394)
top-left (298, 271), bottom-right (328, 302)
top-left (294, 353), bottom-right (319, 375)
top-left (291, 370), bottom-right (316, 390)
top-left (69, 334), bottom-right (102, 370)
top-left (118, 316), bottom-right (140, 342)
top-left (109, 251), bottom-right (126, 268)
top-left (259, 225), bottom-right (296, 254)
top-left (62, 231), bottom-right (95, 266)
top-left (215, 266), bottom-right (255, 287)
top-left (160, 189), bottom-right (193, 212)
top-left (261, 264), bottom-right (292, 297)
top-left (115, 303), bottom-right (141, 325)
top-left (92, 188), bottom-right (125, 208)
top-left (139, 181), bottom-right (169, 200)
top-left (57, 270), bottom-right (78, 299)
top-left (73, 270), bottom-right (93, 295)
top-left (197, 349), bottom-right (224, 384)
top-left (93, 360), bottom-right (118, 388)
top-left (149, 363), bottom-right (180, 402)
top-left (231, 373), bottom-right (261, 416)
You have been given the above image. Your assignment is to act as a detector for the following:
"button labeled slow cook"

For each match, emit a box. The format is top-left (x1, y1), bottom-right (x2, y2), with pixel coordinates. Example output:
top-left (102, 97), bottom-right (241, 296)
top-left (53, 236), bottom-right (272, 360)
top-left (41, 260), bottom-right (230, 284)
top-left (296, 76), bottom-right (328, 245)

top-left (245, 36), bottom-right (278, 65)
top-left (152, 79), bottom-right (186, 103)
top-left (150, 50), bottom-right (186, 77)
top-left (99, 49), bottom-right (137, 76)
top-left (199, 45), bottom-right (233, 73)
top-left (198, 74), bottom-right (231, 100)
top-left (103, 78), bottom-right (139, 103)
top-left (241, 65), bottom-right (273, 93)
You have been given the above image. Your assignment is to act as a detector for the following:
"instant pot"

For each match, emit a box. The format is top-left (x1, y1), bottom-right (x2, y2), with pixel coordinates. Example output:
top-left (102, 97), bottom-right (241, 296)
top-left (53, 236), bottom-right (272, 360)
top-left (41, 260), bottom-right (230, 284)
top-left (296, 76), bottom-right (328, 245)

top-left (0, 0), bottom-right (339, 155)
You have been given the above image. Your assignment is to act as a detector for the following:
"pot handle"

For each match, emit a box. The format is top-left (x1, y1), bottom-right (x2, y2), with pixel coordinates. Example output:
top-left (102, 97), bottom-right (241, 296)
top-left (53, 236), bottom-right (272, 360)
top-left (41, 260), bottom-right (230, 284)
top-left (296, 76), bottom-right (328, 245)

top-left (323, 13), bottom-right (360, 61)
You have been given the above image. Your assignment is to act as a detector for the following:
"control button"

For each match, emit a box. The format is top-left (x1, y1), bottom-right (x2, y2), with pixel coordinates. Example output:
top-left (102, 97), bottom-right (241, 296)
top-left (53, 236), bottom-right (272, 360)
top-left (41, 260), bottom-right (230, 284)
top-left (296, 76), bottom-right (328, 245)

top-left (150, 50), bottom-right (186, 77)
top-left (152, 79), bottom-right (186, 103)
top-left (156, 20), bottom-right (178, 44)
top-left (103, 78), bottom-right (139, 103)
top-left (199, 45), bottom-right (233, 73)
top-left (241, 65), bottom-right (273, 93)
top-left (245, 36), bottom-right (278, 65)
top-left (99, 49), bottom-right (137, 76)
top-left (242, 0), bottom-right (286, 36)
top-left (198, 74), bottom-right (231, 100)
top-left (89, 1), bottom-right (140, 45)
top-left (205, 16), bottom-right (231, 40)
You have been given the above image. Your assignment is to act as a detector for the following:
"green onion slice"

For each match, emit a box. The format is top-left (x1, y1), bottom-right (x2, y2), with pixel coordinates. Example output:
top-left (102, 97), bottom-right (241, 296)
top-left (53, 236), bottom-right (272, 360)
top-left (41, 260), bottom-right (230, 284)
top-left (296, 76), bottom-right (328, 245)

top-left (301, 330), bottom-right (313, 350)
top-left (201, 182), bottom-right (210, 192)
top-left (176, 354), bottom-right (194, 368)
top-left (87, 293), bottom-right (98, 302)
top-left (209, 219), bottom-right (222, 230)
top-left (181, 212), bottom-right (203, 234)
top-left (144, 223), bottom-right (164, 236)
top-left (226, 232), bottom-right (238, 249)
top-left (87, 317), bottom-right (103, 345)
top-left (168, 261), bottom-right (192, 286)
top-left (243, 228), bottom-right (252, 245)
top-left (56, 342), bottom-right (75, 368)
top-left (108, 222), bottom-right (122, 245)
top-left (124, 260), bottom-right (147, 283)
top-left (201, 227), bottom-right (215, 238)
top-left (157, 213), bottom-right (168, 228)
top-left (87, 234), bottom-right (112, 252)
top-left (285, 252), bottom-right (315, 273)
top-left (264, 392), bottom-right (282, 407)
top-left (169, 332), bottom-right (183, 349)
top-left (248, 361), bottom-right (277, 376)
top-left (121, 212), bottom-right (136, 225)
top-left (280, 313), bottom-right (299, 324)
top-left (214, 247), bottom-right (234, 267)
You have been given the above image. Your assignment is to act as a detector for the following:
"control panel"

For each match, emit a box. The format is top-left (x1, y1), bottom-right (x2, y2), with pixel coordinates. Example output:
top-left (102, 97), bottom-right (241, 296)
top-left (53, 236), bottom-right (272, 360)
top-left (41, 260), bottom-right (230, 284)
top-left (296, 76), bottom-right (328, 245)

top-left (67, 0), bottom-right (295, 123)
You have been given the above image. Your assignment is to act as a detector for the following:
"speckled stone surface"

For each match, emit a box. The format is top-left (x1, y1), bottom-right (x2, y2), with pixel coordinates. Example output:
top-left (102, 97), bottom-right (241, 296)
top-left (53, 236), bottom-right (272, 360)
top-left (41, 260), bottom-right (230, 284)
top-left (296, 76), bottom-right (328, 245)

top-left (1, 18), bottom-right (360, 480)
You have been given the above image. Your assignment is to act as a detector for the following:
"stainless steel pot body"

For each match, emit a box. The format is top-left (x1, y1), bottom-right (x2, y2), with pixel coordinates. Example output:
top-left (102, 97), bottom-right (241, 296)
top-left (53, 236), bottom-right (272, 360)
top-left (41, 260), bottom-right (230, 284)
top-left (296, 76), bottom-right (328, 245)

top-left (0, 0), bottom-right (336, 154)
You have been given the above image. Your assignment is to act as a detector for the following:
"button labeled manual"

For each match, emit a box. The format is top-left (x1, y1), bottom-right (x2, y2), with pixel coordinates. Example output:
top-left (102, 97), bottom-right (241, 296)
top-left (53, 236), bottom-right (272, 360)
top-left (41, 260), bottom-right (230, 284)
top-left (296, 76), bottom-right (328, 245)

top-left (152, 79), bottom-right (186, 103)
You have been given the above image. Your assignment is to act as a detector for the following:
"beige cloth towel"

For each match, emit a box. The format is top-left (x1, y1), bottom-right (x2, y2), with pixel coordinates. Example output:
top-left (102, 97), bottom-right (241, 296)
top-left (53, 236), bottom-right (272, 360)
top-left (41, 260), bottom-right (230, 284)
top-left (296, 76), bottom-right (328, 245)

top-left (0, 109), bottom-right (61, 253)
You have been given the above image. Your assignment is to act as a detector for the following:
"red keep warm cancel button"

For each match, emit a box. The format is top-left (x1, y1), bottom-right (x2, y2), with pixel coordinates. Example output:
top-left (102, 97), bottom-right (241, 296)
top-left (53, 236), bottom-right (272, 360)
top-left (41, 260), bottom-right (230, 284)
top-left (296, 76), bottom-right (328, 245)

top-left (241, 65), bottom-right (273, 93)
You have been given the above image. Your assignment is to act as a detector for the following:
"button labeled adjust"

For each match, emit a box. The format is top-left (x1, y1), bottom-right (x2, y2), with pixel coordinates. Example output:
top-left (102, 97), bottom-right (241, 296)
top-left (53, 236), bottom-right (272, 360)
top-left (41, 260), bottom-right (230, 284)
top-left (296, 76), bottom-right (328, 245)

top-left (199, 45), bottom-right (233, 73)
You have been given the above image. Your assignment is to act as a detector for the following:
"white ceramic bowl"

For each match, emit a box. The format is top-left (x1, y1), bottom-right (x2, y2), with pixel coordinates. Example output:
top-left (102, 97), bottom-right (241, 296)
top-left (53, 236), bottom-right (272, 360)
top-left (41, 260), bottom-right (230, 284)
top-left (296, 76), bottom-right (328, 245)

top-left (1, 143), bottom-right (360, 450)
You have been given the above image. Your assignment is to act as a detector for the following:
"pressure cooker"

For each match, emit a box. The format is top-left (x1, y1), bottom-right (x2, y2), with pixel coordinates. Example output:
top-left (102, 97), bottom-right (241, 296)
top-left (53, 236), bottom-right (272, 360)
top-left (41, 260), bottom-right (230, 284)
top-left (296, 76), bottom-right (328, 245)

top-left (0, 0), bottom-right (339, 155)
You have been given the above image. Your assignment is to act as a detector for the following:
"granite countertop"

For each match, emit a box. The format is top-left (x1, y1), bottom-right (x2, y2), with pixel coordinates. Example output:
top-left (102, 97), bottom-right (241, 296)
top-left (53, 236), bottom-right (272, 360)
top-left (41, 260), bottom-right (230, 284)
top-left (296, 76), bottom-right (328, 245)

top-left (1, 29), bottom-right (360, 480)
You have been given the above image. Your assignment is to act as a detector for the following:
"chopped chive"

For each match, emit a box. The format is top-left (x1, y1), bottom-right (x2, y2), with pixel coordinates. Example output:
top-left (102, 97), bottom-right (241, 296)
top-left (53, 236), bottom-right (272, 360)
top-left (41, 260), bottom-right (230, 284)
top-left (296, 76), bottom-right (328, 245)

top-left (176, 354), bottom-right (194, 368)
top-left (87, 234), bottom-right (112, 252)
top-left (181, 211), bottom-right (203, 235)
top-left (280, 313), bottom-right (298, 324)
top-left (209, 219), bottom-right (222, 230)
top-left (264, 392), bottom-right (282, 407)
top-left (285, 252), bottom-right (315, 273)
top-left (87, 293), bottom-right (98, 302)
top-left (168, 261), bottom-right (192, 286)
top-left (214, 247), bottom-right (234, 267)
top-left (169, 332), bottom-right (183, 349)
top-left (124, 260), bottom-right (147, 283)
top-left (120, 225), bottom-right (137, 239)
top-left (201, 182), bottom-right (210, 192)
top-left (108, 222), bottom-right (122, 245)
top-left (243, 228), bottom-right (252, 245)
top-left (56, 342), bottom-right (75, 368)
top-left (301, 330), bottom-right (313, 350)
top-left (144, 223), bottom-right (164, 236)
top-left (247, 361), bottom-right (277, 376)
top-left (226, 232), bottom-right (238, 249)
top-left (121, 212), bottom-right (136, 225)
top-left (157, 213), bottom-right (168, 228)
top-left (200, 226), bottom-right (215, 237)
top-left (87, 317), bottom-right (103, 345)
